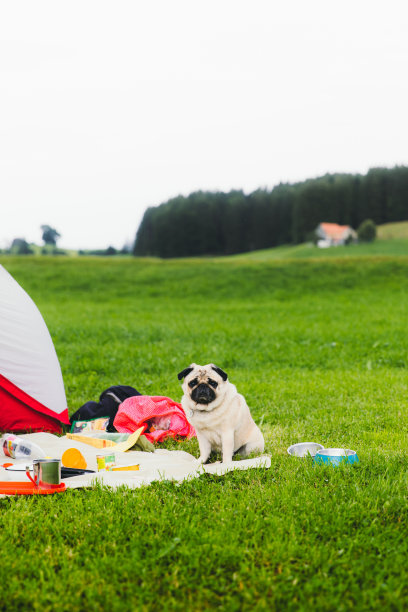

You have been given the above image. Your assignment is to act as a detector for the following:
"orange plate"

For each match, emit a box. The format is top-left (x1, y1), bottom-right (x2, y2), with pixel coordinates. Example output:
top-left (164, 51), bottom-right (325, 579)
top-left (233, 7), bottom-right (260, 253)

top-left (0, 482), bottom-right (66, 495)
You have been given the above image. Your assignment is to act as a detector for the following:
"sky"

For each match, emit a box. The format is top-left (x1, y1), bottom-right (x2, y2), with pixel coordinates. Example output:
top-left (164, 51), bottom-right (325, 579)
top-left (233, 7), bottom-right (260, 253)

top-left (1, 0), bottom-right (408, 250)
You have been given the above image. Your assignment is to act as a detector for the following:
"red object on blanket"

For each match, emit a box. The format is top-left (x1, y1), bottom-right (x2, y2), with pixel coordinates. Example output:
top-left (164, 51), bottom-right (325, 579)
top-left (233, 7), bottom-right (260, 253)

top-left (113, 395), bottom-right (196, 443)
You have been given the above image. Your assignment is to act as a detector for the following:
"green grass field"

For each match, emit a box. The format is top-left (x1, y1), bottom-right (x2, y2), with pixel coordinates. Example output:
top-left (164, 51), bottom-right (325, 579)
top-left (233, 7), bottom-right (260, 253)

top-left (230, 221), bottom-right (408, 260)
top-left (1, 248), bottom-right (408, 611)
top-left (377, 220), bottom-right (408, 240)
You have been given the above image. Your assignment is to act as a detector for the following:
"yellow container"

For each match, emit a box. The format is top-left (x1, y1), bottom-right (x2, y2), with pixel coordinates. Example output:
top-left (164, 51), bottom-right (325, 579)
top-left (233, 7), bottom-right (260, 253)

top-left (96, 453), bottom-right (116, 472)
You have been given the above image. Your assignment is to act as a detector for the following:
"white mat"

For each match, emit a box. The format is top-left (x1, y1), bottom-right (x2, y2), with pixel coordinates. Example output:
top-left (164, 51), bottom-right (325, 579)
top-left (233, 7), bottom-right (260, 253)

top-left (0, 433), bottom-right (270, 496)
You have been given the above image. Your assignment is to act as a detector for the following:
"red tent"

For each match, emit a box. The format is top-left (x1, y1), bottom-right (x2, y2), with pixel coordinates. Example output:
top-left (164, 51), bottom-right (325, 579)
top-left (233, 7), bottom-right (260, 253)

top-left (0, 265), bottom-right (70, 433)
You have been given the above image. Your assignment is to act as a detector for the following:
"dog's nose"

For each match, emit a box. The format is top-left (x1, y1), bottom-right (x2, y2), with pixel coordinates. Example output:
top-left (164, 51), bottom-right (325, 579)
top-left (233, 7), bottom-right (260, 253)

top-left (197, 385), bottom-right (209, 399)
top-left (193, 383), bottom-right (214, 404)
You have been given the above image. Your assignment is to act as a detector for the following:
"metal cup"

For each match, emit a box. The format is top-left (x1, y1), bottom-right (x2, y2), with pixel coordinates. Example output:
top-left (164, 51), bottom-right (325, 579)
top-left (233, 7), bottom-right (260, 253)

top-left (26, 459), bottom-right (61, 487)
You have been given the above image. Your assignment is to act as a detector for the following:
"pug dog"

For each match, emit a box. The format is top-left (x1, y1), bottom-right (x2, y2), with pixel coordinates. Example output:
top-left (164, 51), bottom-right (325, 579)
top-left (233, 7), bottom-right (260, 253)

top-left (178, 363), bottom-right (264, 464)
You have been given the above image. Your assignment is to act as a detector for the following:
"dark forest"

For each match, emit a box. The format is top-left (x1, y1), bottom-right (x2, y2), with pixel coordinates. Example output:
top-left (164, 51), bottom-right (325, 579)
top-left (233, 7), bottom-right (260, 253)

top-left (134, 166), bottom-right (408, 258)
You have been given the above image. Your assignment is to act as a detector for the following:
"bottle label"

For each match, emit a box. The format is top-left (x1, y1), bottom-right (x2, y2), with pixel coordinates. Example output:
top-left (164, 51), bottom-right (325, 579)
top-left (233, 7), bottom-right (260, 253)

top-left (18, 445), bottom-right (31, 456)
top-left (3, 435), bottom-right (18, 458)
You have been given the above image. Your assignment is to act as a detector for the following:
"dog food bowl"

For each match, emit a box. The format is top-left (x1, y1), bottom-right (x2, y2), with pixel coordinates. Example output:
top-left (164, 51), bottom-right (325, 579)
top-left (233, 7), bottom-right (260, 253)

top-left (313, 448), bottom-right (359, 466)
top-left (287, 442), bottom-right (324, 458)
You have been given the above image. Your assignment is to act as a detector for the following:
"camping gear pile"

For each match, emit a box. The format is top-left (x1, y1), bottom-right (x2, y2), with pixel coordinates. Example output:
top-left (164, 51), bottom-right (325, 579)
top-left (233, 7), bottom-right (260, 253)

top-left (0, 432), bottom-right (271, 496)
top-left (70, 386), bottom-right (196, 443)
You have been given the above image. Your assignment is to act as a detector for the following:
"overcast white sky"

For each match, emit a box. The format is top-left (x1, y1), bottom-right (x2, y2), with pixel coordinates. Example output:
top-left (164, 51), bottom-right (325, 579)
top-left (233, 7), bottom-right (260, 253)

top-left (1, 1), bottom-right (408, 250)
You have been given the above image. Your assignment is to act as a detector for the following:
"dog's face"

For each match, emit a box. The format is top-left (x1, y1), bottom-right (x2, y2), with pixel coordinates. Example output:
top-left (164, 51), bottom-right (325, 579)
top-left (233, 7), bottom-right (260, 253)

top-left (178, 363), bottom-right (228, 409)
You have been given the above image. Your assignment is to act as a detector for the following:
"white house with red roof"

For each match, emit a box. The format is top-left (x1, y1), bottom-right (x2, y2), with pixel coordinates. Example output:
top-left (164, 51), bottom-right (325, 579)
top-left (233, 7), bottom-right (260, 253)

top-left (315, 222), bottom-right (357, 247)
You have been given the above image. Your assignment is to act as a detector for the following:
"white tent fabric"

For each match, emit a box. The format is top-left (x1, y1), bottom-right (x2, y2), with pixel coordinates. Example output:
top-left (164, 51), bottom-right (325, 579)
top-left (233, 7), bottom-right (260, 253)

top-left (0, 265), bottom-right (67, 416)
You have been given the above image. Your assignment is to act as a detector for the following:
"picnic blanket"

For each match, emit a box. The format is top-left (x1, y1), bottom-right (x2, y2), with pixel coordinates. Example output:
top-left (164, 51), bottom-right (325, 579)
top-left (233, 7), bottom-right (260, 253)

top-left (0, 433), bottom-right (270, 496)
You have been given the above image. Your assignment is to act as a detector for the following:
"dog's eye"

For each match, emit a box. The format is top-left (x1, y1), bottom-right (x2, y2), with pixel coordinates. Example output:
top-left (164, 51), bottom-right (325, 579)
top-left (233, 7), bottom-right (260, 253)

top-left (188, 378), bottom-right (198, 388)
top-left (208, 379), bottom-right (218, 389)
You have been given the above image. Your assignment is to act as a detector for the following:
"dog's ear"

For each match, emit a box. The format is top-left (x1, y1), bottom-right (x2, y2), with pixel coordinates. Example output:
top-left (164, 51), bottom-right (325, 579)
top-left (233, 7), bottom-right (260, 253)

top-left (177, 366), bottom-right (194, 381)
top-left (211, 365), bottom-right (228, 381)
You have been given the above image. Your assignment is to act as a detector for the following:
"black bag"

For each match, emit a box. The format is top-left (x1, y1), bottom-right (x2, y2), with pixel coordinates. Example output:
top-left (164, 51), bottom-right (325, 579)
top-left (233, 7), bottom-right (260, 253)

top-left (69, 385), bottom-right (142, 432)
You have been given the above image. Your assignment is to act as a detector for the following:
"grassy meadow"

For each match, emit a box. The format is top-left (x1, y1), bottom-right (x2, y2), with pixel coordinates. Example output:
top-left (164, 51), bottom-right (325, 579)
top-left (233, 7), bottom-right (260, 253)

top-left (1, 243), bottom-right (408, 611)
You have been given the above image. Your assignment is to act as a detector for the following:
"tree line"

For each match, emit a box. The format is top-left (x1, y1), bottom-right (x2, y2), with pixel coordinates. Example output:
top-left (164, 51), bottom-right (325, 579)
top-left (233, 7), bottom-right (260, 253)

top-left (5, 225), bottom-right (64, 255)
top-left (4, 224), bottom-right (132, 257)
top-left (133, 166), bottom-right (408, 258)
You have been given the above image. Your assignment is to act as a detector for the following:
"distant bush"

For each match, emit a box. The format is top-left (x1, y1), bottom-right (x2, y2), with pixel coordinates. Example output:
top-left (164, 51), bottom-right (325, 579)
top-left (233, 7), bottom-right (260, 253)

top-left (358, 219), bottom-right (377, 242)
top-left (9, 238), bottom-right (34, 255)
top-left (79, 246), bottom-right (122, 256)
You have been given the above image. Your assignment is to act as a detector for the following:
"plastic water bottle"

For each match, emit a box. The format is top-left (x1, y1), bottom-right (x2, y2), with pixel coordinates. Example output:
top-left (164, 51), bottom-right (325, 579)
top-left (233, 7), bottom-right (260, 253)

top-left (1, 434), bottom-right (46, 459)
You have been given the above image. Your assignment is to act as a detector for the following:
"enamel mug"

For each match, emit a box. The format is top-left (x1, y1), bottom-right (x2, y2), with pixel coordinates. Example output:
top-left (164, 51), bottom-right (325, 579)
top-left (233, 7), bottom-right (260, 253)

top-left (26, 459), bottom-right (61, 487)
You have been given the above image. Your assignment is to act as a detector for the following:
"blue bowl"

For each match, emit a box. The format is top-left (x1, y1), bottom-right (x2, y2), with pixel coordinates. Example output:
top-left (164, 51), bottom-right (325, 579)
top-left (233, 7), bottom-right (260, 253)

top-left (314, 448), bottom-right (359, 466)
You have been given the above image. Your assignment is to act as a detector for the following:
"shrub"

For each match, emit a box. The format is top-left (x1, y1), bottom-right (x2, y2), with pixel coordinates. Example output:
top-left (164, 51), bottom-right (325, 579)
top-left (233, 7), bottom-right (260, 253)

top-left (358, 219), bottom-right (377, 242)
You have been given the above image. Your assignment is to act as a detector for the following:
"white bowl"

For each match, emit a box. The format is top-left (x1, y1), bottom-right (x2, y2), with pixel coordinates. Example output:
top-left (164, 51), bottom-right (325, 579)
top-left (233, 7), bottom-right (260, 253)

top-left (287, 442), bottom-right (324, 458)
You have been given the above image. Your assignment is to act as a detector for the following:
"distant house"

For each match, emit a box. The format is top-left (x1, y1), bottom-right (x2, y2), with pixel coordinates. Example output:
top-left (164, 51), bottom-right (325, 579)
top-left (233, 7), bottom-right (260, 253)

top-left (315, 222), bottom-right (357, 248)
